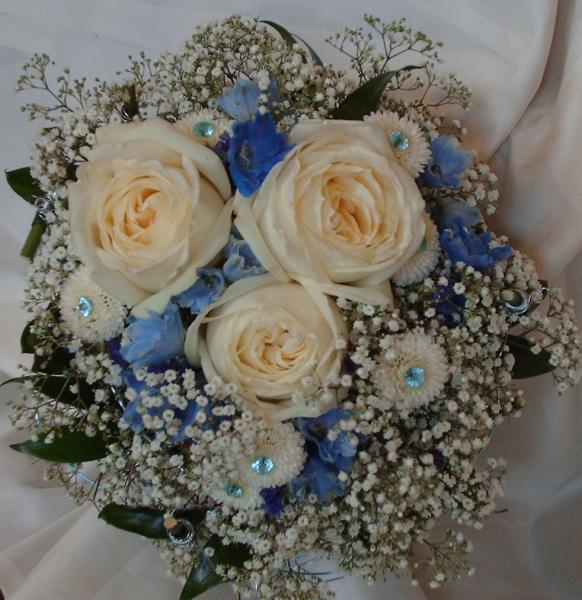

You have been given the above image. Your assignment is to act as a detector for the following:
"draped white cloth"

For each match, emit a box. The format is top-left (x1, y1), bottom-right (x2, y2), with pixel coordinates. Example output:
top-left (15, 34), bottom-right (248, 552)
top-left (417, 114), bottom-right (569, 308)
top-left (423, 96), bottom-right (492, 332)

top-left (0, 0), bottom-right (581, 598)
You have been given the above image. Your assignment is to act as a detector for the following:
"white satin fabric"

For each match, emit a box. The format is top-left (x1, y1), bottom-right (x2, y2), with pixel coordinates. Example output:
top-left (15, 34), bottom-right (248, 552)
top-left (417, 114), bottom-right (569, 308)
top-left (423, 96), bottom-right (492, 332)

top-left (0, 0), bottom-right (581, 598)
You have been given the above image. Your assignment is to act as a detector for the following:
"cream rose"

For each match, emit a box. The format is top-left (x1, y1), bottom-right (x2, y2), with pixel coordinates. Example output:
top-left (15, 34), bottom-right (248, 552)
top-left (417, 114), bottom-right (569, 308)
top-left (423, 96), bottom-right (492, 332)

top-left (234, 120), bottom-right (426, 305)
top-left (184, 276), bottom-right (347, 421)
top-left (69, 117), bottom-right (233, 316)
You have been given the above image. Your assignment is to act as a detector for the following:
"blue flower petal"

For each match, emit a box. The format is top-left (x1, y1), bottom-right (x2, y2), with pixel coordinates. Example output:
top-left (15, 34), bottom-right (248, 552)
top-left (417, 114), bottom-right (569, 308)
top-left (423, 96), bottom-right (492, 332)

top-left (261, 486), bottom-right (285, 516)
top-left (122, 398), bottom-right (144, 433)
top-left (291, 456), bottom-right (345, 503)
top-left (223, 237), bottom-right (265, 282)
top-left (227, 112), bottom-right (293, 196)
top-left (175, 268), bottom-right (225, 314)
top-left (434, 197), bottom-right (483, 231)
top-left (420, 135), bottom-right (473, 189)
top-left (218, 79), bottom-right (261, 121)
top-left (440, 219), bottom-right (512, 272)
top-left (122, 372), bottom-right (208, 442)
top-left (120, 304), bottom-right (185, 368)
top-left (292, 409), bottom-right (358, 503)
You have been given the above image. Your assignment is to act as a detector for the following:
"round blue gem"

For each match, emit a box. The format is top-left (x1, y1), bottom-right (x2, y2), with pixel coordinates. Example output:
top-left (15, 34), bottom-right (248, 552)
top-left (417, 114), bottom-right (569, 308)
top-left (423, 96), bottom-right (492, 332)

top-left (75, 296), bottom-right (94, 318)
top-left (224, 483), bottom-right (244, 498)
top-left (250, 456), bottom-right (275, 475)
top-left (193, 121), bottom-right (215, 138)
top-left (388, 130), bottom-right (410, 152)
top-left (404, 366), bottom-right (425, 389)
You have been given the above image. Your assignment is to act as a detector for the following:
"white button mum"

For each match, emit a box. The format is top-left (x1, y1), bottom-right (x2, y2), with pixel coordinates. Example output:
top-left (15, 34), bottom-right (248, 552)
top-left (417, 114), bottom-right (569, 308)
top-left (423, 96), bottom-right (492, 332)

top-left (60, 266), bottom-right (126, 342)
top-left (372, 330), bottom-right (449, 411)
top-left (364, 110), bottom-right (431, 178)
top-left (393, 214), bottom-right (440, 286)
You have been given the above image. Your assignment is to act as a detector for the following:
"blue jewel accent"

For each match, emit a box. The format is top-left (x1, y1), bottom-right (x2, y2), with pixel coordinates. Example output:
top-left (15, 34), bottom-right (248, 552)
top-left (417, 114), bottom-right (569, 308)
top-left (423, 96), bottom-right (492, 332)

top-left (404, 366), bottom-right (426, 389)
top-left (76, 296), bottom-right (94, 318)
top-left (388, 130), bottom-right (410, 152)
top-left (193, 121), bottom-right (215, 138)
top-left (251, 456), bottom-right (275, 475)
top-left (224, 483), bottom-right (244, 498)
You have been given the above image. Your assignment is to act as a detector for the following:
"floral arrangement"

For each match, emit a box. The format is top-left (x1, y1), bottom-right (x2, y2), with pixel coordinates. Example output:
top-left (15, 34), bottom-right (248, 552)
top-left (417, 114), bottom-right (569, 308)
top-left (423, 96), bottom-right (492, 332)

top-left (4, 15), bottom-right (581, 600)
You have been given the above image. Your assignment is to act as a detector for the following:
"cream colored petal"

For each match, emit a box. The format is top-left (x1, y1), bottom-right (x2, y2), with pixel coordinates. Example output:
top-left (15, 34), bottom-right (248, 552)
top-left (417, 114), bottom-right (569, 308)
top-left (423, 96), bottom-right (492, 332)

top-left (289, 119), bottom-right (395, 158)
top-left (95, 117), bottom-right (231, 199)
top-left (131, 197), bottom-right (234, 318)
top-left (91, 266), bottom-right (150, 305)
top-left (188, 173), bottom-right (226, 260)
top-left (234, 197), bottom-right (289, 281)
top-left (296, 277), bottom-right (394, 306)
top-left (69, 180), bottom-right (150, 305)
top-left (184, 273), bottom-right (276, 366)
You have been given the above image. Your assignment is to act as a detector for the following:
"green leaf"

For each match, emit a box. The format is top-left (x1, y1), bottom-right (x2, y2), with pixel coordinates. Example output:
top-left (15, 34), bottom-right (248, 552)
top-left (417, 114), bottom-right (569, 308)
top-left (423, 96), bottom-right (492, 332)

top-left (20, 320), bottom-right (40, 354)
top-left (99, 504), bottom-right (207, 540)
top-left (507, 334), bottom-right (555, 379)
top-left (0, 376), bottom-right (29, 388)
top-left (99, 504), bottom-right (206, 540)
top-left (207, 535), bottom-right (252, 568)
top-left (99, 504), bottom-right (168, 539)
top-left (180, 556), bottom-right (223, 600)
top-left (261, 20), bottom-right (323, 66)
top-left (32, 347), bottom-right (73, 374)
top-left (261, 19), bottom-right (295, 45)
top-left (174, 507), bottom-right (208, 527)
top-left (11, 429), bottom-right (108, 463)
top-left (37, 376), bottom-right (95, 407)
top-left (66, 162), bottom-right (78, 182)
top-left (5, 167), bottom-right (44, 204)
top-left (122, 84), bottom-right (139, 120)
top-left (20, 213), bottom-right (47, 260)
top-left (293, 33), bottom-right (323, 67)
top-left (332, 66), bottom-right (420, 120)
top-left (179, 537), bottom-right (252, 600)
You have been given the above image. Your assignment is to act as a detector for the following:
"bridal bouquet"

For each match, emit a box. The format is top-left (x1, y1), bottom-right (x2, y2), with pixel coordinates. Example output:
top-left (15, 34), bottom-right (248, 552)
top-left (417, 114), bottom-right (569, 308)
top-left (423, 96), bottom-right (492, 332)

top-left (5, 15), bottom-right (580, 599)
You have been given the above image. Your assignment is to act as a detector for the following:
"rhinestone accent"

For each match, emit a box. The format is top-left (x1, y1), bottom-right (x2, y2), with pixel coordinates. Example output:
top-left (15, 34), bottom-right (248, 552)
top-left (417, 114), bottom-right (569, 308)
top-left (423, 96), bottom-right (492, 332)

top-left (250, 456), bottom-right (275, 475)
top-left (193, 121), bottom-right (215, 138)
top-left (224, 483), bottom-right (244, 498)
top-left (75, 296), bottom-right (94, 318)
top-left (388, 130), bottom-right (410, 152)
top-left (404, 366), bottom-right (426, 389)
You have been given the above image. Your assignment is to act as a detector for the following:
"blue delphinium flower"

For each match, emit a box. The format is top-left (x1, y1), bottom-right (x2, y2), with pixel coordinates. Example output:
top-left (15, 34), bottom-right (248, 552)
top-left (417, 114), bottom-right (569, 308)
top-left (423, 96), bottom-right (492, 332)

top-left (432, 197), bottom-right (483, 231)
top-left (122, 372), bottom-right (203, 442)
top-left (260, 486), bottom-right (284, 516)
top-left (121, 390), bottom-right (144, 433)
top-left (227, 112), bottom-right (293, 196)
top-left (120, 304), bottom-right (185, 368)
top-left (175, 268), bottom-right (225, 315)
top-left (223, 236), bottom-right (265, 282)
top-left (420, 135), bottom-right (473, 188)
top-left (218, 79), bottom-right (278, 122)
top-left (292, 409), bottom-right (358, 502)
top-left (213, 131), bottom-right (231, 162)
top-left (218, 79), bottom-right (261, 121)
top-left (431, 279), bottom-right (467, 328)
top-left (291, 456), bottom-right (345, 503)
top-left (107, 336), bottom-right (129, 369)
top-left (441, 219), bottom-right (512, 272)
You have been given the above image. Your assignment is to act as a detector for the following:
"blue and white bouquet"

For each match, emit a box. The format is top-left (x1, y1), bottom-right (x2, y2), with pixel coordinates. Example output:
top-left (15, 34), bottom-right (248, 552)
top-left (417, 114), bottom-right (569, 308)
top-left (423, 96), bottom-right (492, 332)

top-left (5, 15), bottom-right (581, 599)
